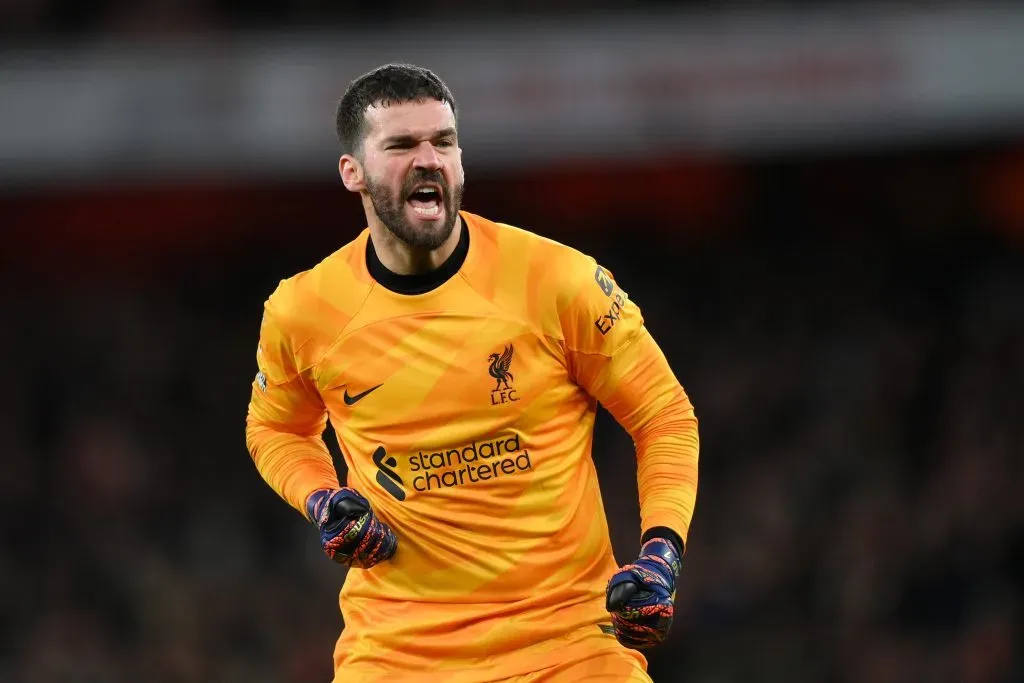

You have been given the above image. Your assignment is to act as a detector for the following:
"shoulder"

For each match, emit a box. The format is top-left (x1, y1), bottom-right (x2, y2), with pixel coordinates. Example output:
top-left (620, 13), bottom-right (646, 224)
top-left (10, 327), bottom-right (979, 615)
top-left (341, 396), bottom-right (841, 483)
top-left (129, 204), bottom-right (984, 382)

top-left (461, 212), bottom-right (621, 337)
top-left (263, 230), bottom-right (375, 362)
top-left (464, 211), bottom-right (588, 266)
top-left (463, 211), bottom-right (601, 293)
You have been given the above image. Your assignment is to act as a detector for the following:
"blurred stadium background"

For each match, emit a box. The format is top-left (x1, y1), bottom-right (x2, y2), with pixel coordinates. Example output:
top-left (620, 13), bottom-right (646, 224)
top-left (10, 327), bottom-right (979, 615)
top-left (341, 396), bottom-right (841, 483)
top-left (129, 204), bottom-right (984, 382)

top-left (3, 2), bottom-right (1023, 682)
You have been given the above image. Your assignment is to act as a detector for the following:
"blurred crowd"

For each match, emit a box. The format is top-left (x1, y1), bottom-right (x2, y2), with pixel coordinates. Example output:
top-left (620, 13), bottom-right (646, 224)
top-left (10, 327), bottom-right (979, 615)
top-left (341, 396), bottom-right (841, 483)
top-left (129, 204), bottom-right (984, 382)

top-left (1, 147), bottom-right (1022, 683)
top-left (12, 0), bottom-right (997, 39)
top-left (3, 0), bottom-right (737, 39)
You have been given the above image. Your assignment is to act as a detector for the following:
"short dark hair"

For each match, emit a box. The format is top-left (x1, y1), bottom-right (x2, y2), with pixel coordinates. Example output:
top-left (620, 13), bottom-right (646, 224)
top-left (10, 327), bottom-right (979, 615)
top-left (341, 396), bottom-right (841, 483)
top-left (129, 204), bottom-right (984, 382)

top-left (336, 63), bottom-right (458, 155)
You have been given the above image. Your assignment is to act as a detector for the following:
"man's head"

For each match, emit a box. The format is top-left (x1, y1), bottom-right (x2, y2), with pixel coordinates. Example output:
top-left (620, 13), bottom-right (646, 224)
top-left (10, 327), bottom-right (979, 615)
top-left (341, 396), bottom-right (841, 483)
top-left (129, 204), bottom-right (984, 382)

top-left (337, 64), bottom-right (464, 251)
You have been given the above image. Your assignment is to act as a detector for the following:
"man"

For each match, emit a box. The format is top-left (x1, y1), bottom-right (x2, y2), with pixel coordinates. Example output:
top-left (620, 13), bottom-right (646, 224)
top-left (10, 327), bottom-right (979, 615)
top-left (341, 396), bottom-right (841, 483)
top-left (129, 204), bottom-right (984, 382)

top-left (245, 63), bottom-right (699, 682)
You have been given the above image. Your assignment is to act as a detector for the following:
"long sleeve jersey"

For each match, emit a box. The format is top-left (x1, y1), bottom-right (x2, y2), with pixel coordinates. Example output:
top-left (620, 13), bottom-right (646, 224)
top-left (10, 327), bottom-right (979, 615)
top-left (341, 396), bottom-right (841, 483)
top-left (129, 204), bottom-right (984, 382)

top-left (245, 211), bottom-right (699, 681)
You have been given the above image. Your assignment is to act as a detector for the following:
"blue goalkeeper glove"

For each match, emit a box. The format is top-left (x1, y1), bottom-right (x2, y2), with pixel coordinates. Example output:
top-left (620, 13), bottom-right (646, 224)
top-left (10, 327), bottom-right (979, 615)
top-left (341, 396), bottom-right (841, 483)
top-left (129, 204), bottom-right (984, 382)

top-left (306, 488), bottom-right (397, 568)
top-left (605, 536), bottom-right (682, 649)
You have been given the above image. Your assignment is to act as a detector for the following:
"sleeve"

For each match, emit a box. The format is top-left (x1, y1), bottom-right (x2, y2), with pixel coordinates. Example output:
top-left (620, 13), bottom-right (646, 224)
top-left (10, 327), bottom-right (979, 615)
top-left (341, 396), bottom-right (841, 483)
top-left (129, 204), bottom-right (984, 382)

top-left (245, 287), bottom-right (339, 520)
top-left (560, 258), bottom-right (699, 548)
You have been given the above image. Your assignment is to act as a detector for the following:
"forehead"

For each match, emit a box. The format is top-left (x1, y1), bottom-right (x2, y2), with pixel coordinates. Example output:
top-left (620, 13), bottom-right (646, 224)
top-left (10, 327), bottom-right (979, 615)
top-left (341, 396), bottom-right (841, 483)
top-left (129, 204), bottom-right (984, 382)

top-left (363, 99), bottom-right (457, 141)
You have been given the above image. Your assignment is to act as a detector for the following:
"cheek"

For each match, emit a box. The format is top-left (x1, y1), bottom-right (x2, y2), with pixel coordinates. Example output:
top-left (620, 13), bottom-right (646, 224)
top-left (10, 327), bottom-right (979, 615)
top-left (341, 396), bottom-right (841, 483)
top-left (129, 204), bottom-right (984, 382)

top-left (451, 158), bottom-right (465, 184)
top-left (370, 164), bottom-right (403, 191)
top-left (368, 154), bottom-right (397, 176)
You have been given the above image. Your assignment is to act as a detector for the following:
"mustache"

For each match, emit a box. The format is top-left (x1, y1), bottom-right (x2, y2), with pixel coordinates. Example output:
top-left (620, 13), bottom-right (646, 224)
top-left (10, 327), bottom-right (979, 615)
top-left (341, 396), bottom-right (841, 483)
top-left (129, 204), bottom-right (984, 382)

top-left (403, 170), bottom-right (447, 194)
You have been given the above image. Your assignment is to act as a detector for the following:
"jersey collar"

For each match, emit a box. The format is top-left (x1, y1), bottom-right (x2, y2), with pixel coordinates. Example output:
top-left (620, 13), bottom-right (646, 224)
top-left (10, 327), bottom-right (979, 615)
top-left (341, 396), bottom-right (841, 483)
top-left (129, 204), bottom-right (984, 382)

top-left (365, 213), bottom-right (470, 295)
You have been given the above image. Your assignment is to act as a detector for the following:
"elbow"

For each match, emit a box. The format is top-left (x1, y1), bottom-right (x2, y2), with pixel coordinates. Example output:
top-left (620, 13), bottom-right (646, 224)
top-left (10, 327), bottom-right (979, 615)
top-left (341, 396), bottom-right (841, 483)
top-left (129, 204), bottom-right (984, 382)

top-left (635, 388), bottom-right (699, 443)
top-left (245, 416), bottom-right (275, 465)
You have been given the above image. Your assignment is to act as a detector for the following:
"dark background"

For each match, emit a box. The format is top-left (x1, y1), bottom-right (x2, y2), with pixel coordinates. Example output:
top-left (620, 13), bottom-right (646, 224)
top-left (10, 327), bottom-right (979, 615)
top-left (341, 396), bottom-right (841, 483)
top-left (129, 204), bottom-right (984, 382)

top-left (2, 3), bottom-right (1024, 682)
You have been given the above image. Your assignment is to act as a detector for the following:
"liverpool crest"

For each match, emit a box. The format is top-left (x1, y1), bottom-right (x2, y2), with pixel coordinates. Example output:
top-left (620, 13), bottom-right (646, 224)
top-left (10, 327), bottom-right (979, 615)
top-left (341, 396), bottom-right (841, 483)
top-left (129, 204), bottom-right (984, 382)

top-left (488, 344), bottom-right (520, 404)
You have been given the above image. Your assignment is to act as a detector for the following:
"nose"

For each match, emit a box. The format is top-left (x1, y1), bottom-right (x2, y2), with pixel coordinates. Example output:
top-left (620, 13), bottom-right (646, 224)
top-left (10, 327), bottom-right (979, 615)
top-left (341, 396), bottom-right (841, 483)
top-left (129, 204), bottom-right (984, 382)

top-left (413, 141), bottom-right (442, 170)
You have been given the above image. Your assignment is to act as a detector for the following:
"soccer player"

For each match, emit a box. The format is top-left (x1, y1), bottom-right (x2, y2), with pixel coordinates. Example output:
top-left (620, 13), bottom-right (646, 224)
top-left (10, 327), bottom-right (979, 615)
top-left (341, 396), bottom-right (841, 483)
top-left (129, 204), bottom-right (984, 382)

top-left (245, 64), bottom-right (699, 682)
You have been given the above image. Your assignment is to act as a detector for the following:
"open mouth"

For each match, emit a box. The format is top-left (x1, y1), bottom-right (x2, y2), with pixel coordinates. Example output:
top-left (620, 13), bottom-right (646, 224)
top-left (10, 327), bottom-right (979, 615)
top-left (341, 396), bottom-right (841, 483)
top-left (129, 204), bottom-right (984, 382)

top-left (406, 184), bottom-right (443, 218)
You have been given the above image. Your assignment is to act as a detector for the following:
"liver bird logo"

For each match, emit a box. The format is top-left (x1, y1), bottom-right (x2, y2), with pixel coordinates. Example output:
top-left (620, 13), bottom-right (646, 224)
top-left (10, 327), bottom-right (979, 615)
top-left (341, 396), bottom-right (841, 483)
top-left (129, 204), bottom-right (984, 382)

top-left (487, 344), bottom-right (515, 391)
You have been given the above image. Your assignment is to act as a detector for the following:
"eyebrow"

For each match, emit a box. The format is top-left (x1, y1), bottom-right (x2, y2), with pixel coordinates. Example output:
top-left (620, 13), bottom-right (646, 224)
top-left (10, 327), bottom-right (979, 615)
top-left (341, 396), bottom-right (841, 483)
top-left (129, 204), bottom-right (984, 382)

top-left (382, 127), bottom-right (458, 146)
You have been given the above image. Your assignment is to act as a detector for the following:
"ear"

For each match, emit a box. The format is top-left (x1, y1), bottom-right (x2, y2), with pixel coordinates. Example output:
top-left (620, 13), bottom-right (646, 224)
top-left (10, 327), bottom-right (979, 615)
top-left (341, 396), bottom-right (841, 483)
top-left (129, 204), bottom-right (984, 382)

top-left (339, 154), bottom-right (365, 192)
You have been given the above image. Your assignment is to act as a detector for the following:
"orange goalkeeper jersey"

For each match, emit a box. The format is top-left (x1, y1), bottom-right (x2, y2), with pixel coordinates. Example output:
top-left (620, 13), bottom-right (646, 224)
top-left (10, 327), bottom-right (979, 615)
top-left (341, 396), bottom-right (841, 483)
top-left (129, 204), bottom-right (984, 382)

top-left (245, 212), bottom-right (699, 681)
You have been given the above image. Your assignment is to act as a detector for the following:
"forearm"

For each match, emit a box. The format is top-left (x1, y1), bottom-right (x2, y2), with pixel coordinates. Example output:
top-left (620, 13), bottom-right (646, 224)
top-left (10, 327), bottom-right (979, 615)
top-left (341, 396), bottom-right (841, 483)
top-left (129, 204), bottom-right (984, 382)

top-left (245, 422), bottom-right (339, 520)
top-left (633, 388), bottom-right (699, 549)
top-left (585, 328), bottom-right (699, 550)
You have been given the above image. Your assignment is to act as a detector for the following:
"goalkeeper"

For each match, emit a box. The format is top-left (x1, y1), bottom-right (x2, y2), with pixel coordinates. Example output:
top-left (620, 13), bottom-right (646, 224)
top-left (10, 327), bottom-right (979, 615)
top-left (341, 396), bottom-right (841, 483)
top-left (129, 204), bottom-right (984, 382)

top-left (246, 63), bottom-right (699, 682)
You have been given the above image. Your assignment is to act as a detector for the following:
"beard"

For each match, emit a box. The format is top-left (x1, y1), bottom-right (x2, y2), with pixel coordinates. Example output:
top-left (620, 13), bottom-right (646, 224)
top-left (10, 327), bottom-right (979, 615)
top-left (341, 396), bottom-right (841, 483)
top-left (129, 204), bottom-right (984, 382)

top-left (366, 169), bottom-right (464, 250)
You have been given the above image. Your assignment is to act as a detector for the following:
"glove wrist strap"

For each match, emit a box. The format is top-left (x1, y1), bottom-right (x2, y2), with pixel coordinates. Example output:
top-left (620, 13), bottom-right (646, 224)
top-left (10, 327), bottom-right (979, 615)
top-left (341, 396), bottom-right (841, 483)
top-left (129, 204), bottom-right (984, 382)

top-left (640, 537), bottom-right (682, 579)
top-left (305, 488), bottom-right (335, 527)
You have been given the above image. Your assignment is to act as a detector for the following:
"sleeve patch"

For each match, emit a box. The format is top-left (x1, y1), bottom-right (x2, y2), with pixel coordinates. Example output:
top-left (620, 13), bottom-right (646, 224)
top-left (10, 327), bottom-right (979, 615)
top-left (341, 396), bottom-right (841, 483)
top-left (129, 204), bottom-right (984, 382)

top-left (594, 290), bottom-right (629, 336)
top-left (594, 265), bottom-right (615, 297)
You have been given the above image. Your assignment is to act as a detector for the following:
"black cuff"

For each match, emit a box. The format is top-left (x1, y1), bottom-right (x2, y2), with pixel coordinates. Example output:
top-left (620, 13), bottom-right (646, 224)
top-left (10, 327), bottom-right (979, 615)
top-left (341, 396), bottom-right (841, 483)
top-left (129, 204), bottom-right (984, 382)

top-left (641, 526), bottom-right (685, 560)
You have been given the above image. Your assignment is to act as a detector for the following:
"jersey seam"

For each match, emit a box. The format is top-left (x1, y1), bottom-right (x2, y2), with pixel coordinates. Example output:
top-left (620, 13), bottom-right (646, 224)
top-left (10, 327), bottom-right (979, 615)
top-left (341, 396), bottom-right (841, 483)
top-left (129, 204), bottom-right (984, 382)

top-left (307, 279), bottom-right (379, 385)
top-left (562, 324), bottom-right (645, 360)
top-left (456, 269), bottom-right (569, 358)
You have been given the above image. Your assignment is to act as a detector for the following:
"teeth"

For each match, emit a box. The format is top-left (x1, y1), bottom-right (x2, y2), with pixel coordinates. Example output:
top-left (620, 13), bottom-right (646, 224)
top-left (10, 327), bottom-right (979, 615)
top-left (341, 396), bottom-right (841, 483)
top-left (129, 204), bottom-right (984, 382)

top-left (412, 204), bottom-right (441, 217)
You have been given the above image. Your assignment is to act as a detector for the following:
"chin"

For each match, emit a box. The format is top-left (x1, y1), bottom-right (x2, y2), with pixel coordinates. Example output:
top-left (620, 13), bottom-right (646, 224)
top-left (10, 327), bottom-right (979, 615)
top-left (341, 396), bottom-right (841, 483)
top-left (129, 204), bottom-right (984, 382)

top-left (410, 225), bottom-right (454, 250)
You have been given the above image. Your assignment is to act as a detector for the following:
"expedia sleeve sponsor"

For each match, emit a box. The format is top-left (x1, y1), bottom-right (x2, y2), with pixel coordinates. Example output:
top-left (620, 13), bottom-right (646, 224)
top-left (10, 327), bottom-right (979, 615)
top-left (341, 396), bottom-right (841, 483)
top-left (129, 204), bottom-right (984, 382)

top-left (592, 265), bottom-right (632, 337)
top-left (555, 254), bottom-right (649, 398)
top-left (561, 257), bottom-right (645, 356)
top-left (594, 265), bottom-right (615, 297)
top-left (593, 290), bottom-right (629, 337)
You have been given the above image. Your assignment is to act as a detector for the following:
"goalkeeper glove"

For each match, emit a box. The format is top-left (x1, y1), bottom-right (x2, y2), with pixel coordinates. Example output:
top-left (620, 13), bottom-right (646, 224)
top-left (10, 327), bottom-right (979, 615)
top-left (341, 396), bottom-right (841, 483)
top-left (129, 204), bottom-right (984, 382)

top-left (605, 536), bottom-right (682, 649)
top-left (306, 487), bottom-right (397, 568)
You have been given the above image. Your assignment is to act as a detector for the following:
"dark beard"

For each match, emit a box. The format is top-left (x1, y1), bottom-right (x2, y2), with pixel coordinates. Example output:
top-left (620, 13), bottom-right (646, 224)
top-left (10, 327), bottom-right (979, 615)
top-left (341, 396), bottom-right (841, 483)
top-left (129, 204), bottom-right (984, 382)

top-left (366, 170), bottom-right (464, 250)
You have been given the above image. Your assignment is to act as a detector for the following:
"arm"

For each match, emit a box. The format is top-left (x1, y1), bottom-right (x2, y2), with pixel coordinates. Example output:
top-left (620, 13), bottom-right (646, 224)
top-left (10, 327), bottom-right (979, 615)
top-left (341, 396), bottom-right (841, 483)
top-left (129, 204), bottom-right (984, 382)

top-left (245, 293), bottom-right (339, 521)
top-left (582, 329), bottom-right (698, 555)
top-left (562, 265), bottom-right (699, 553)
top-left (245, 289), bottom-right (396, 567)
top-left (560, 260), bottom-right (698, 649)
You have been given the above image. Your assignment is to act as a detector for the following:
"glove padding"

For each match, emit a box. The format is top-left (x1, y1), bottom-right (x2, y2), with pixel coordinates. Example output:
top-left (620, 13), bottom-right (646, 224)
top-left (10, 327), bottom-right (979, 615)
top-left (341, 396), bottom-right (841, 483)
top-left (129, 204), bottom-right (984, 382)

top-left (306, 488), bottom-right (397, 568)
top-left (605, 537), bottom-right (681, 649)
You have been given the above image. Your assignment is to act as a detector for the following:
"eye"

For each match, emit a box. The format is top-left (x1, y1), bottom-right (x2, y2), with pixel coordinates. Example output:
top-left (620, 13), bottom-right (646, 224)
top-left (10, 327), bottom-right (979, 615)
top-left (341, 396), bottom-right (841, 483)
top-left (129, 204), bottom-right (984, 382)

top-left (436, 138), bottom-right (455, 148)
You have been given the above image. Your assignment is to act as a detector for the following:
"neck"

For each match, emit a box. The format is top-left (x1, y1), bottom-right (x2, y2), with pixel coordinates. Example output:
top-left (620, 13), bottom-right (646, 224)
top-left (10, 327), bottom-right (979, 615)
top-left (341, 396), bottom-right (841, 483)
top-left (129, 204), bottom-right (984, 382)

top-left (368, 213), bottom-right (463, 276)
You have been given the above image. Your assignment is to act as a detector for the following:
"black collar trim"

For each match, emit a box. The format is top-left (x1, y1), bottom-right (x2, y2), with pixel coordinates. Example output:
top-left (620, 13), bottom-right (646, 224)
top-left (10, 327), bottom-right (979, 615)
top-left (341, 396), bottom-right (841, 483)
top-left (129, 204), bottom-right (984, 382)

top-left (366, 221), bottom-right (469, 295)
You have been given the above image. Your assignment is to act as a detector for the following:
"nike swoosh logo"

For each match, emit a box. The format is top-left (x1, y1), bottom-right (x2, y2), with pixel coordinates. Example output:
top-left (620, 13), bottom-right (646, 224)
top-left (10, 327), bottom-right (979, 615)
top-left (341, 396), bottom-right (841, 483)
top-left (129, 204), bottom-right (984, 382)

top-left (343, 384), bottom-right (383, 406)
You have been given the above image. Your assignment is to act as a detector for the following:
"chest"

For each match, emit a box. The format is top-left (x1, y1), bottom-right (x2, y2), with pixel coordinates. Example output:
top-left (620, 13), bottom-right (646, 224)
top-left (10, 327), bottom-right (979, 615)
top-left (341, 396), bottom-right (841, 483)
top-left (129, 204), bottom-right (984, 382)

top-left (315, 312), bottom-right (574, 447)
